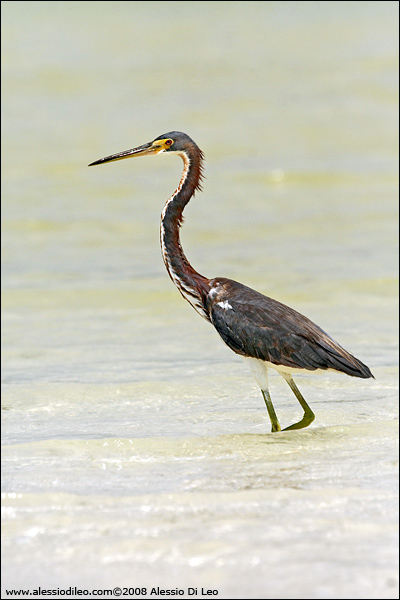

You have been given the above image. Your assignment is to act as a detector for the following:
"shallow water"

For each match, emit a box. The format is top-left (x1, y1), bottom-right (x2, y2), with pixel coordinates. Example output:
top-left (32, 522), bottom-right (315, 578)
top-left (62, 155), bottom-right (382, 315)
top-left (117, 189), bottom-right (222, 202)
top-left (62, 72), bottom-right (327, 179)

top-left (1, 1), bottom-right (399, 599)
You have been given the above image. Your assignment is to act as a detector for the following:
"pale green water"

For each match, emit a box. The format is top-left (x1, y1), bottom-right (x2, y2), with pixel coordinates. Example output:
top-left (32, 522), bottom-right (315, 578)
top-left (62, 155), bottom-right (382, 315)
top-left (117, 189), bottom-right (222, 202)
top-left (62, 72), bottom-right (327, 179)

top-left (1, 1), bottom-right (399, 599)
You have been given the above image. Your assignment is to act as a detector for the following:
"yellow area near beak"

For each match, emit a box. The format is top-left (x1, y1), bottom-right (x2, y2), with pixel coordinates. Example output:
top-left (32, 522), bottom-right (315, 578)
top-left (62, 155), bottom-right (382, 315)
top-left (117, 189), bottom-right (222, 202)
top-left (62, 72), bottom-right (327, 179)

top-left (151, 139), bottom-right (173, 153)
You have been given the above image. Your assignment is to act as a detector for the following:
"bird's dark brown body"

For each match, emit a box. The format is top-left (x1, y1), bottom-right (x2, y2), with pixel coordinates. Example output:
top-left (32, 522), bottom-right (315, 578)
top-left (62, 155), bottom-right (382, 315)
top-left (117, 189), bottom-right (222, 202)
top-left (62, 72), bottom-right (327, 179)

top-left (205, 277), bottom-right (372, 378)
top-left (89, 131), bottom-right (373, 432)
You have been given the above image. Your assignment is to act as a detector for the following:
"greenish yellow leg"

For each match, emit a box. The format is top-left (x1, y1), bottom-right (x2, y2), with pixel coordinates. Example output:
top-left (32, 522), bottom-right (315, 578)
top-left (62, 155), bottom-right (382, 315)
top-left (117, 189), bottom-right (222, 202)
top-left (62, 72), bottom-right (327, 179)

top-left (281, 373), bottom-right (315, 431)
top-left (261, 389), bottom-right (281, 433)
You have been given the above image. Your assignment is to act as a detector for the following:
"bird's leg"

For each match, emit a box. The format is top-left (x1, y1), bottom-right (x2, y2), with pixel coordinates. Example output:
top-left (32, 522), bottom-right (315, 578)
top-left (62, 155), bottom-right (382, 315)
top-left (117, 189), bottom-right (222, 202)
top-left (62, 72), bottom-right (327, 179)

top-left (244, 358), bottom-right (282, 433)
top-left (261, 388), bottom-right (281, 433)
top-left (280, 373), bottom-right (315, 431)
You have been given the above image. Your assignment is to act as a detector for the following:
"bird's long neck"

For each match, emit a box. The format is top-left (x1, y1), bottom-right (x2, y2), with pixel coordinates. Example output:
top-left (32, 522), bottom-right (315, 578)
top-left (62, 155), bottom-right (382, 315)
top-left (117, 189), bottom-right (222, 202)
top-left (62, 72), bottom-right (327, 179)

top-left (160, 148), bottom-right (211, 321)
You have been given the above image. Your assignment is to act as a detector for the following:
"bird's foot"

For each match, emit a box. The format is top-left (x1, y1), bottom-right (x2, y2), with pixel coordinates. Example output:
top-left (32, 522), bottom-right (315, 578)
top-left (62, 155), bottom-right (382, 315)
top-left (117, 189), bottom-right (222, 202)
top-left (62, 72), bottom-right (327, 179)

top-left (282, 411), bottom-right (315, 431)
top-left (271, 423), bottom-right (281, 433)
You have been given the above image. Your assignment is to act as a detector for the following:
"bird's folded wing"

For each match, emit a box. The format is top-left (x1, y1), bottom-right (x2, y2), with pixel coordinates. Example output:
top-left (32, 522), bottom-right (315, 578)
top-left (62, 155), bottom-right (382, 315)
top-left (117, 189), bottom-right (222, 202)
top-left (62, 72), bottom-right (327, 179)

top-left (210, 296), bottom-right (371, 377)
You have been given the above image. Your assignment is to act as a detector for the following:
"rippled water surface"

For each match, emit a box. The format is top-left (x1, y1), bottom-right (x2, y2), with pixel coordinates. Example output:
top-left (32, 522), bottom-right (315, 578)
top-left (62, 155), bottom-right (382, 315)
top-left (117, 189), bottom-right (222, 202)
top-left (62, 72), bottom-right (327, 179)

top-left (2, 2), bottom-right (398, 598)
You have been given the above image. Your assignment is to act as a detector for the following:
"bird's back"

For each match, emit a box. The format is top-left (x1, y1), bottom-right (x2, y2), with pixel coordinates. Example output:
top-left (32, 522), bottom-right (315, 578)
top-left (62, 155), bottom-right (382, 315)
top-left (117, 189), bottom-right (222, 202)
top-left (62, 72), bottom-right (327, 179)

top-left (206, 277), bottom-right (373, 379)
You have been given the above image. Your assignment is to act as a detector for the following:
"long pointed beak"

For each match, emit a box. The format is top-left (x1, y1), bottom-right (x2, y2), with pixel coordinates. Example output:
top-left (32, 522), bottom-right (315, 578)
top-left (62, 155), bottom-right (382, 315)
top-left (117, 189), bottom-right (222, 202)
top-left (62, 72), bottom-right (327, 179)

top-left (88, 141), bottom-right (157, 166)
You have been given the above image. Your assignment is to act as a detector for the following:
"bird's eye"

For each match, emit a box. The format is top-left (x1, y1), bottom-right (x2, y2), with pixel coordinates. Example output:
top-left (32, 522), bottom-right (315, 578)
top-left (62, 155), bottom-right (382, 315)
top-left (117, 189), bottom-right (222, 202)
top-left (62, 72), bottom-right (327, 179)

top-left (165, 139), bottom-right (173, 146)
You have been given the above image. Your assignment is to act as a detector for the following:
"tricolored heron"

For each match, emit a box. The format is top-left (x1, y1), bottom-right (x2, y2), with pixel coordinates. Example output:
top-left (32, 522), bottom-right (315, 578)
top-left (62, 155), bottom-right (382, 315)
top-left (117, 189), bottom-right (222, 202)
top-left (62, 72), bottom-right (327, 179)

top-left (89, 131), bottom-right (373, 432)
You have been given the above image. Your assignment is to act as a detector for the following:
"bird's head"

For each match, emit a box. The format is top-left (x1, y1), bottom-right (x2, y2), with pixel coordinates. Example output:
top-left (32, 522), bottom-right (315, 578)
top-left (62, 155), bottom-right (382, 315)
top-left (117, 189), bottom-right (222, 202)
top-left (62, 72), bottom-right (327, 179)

top-left (89, 131), bottom-right (198, 166)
